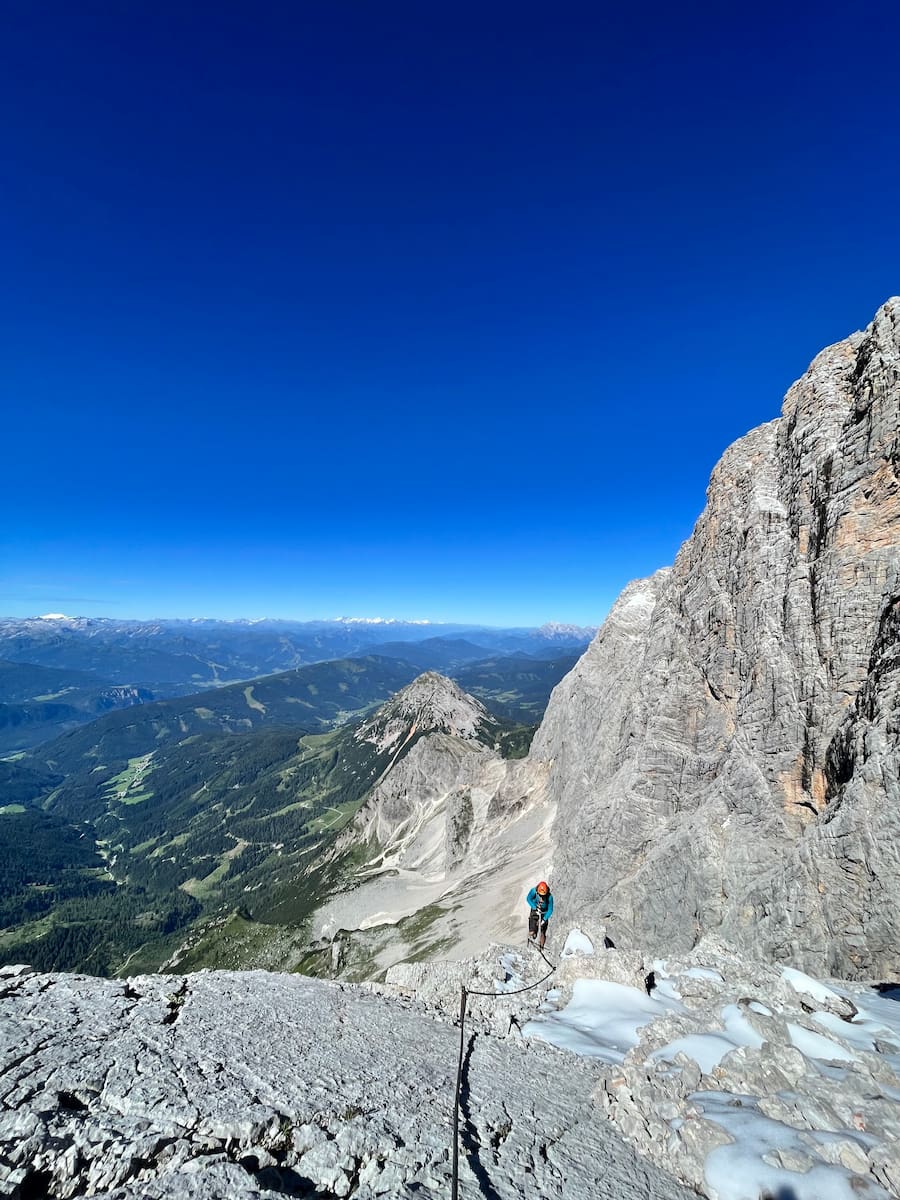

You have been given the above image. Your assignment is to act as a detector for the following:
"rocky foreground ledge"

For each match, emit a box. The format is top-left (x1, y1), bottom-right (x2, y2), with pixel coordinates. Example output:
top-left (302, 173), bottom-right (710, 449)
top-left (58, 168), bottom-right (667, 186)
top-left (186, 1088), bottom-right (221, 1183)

top-left (0, 964), bottom-right (693, 1200)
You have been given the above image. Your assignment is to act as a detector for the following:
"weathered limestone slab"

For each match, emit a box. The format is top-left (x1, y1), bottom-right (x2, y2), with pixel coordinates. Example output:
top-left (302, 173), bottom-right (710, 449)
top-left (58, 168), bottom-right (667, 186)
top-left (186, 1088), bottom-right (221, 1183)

top-left (0, 968), bottom-right (694, 1200)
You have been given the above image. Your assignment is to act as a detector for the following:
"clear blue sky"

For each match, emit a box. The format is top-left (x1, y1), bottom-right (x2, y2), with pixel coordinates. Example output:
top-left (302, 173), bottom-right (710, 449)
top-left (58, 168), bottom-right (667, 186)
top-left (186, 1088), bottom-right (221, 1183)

top-left (3, 1), bottom-right (898, 625)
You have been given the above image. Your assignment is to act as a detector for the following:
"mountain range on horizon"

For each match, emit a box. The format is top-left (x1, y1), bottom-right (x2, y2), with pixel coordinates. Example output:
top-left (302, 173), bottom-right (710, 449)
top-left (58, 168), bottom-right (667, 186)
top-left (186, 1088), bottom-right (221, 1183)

top-left (0, 614), bottom-right (592, 757)
top-left (10, 613), bottom-right (599, 636)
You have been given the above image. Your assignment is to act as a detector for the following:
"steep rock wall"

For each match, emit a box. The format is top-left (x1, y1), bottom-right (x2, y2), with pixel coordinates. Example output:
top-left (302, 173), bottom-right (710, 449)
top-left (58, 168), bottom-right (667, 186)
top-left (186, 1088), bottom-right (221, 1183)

top-left (536, 299), bottom-right (900, 978)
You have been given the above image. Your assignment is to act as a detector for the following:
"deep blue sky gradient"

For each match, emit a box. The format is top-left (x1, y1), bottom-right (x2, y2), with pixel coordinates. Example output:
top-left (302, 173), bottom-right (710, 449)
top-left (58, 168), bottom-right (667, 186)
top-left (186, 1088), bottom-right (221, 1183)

top-left (4, 1), bottom-right (899, 624)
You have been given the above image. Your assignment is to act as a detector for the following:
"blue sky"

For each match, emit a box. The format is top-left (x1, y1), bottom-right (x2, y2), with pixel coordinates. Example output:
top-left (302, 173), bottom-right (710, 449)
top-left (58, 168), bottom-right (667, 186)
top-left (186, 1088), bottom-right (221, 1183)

top-left (3, 1), bottom-right (899, 626)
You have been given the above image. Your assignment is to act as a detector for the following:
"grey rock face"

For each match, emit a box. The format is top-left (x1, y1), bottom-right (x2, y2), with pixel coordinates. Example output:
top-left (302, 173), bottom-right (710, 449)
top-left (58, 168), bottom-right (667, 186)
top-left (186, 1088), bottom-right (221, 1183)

top-left (0, 968), bottom-right (695, 1200)
top-left (536, 299), bottom-right (900, 978)
top-left (345, 732), bottom-right (500, 871)
top-left (335, 671), bottom-right (509, 873)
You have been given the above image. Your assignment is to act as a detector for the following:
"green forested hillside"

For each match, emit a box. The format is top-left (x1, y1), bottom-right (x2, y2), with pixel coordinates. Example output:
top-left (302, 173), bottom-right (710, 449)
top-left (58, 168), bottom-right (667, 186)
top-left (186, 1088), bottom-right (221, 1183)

top-left (0, 660), bottom-right (155, 754)
top-left (0, 657), bottom-right (424, 974)
top-left (0, 655), bottom-right (556, 976)
top-left (37, 656), bottom-right (420, 780)
top-left (454, 654), bottom-right (578, 721)
top-left (0, 723), bottom-right (390, 975)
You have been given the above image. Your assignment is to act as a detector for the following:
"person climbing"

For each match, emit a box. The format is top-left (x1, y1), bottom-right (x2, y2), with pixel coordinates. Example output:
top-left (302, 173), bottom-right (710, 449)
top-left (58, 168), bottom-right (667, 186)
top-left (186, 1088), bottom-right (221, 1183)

top-left (526, 880), bottom-right (553, 950)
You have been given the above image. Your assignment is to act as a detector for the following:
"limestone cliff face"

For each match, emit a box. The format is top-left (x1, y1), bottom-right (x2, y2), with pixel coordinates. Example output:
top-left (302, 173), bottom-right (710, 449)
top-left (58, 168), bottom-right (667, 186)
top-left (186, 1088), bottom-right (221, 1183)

top-left (536, 299), bottom-right (900, 978)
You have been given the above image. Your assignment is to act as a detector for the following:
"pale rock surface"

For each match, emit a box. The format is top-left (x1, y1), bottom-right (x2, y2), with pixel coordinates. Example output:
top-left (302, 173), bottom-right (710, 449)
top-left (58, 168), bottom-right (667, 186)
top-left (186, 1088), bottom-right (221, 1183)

top-left (354, 671), bottom-right (497, 756)
top-left (532, 298), bottom-right (900, 979)
top-left (0, 967), bottom-right (694, 1200)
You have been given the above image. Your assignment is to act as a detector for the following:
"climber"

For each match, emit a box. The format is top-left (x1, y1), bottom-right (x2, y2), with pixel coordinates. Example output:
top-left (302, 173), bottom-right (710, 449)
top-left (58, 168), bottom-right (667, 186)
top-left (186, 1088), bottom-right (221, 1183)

top-left (526, 880), bottom-right (553, 950)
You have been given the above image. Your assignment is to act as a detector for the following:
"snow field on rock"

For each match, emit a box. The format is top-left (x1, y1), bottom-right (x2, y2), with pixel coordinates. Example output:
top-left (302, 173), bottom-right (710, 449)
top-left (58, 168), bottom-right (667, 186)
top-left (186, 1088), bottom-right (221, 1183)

top-left (524, 979), bottom-right (685, 1063)
top-left (650, 1004), bottom-right (765, 1074)
top-left (698, 1091), bottom-right (887, 1200)
top-left (518, 940), bottom-right (900, 1199)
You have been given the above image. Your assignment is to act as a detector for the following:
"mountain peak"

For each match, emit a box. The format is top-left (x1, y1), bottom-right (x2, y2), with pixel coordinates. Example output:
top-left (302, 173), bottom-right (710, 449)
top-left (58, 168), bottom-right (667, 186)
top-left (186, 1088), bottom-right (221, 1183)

top-left (356, 671), bottom-right (495, 754)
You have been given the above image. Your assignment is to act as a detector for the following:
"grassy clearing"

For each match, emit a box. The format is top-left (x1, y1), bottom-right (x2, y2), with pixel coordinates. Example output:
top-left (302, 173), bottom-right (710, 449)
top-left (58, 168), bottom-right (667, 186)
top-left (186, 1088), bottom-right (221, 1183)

top-left (31, 687), bottom-right (76, 702)
top-left (119, 791), bottom-right (152, 805)
top-left (0, 913), bottom-right (54, 949)
top-left (104, 754), bottom-right (155, 803)
top-left (298, 732), bottom-right (335, 749)
top-left (243, 686), bottom-right (266, 714)
top-left (130, 837), bottom-right (159, 855)
top-left (150, 832), bottom-right (190, 856)
top-left (306, 798), bottom-right (361, 834)
top-left (0, 804), bottom-right (27, 814)
top-left (168, 911), bottom-right (307, 975)
top-left (179, 841), bottom-right (246, 899)
top-left (268, 799), bottom-right (312, 818)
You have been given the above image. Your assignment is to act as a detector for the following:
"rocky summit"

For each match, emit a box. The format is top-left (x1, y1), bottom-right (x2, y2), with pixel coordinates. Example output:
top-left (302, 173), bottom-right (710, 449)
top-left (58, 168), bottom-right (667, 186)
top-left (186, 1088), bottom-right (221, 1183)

top-left (533, 298), bottom-right (900, 980)
top-left (354, 671), bottom-right (498, 755)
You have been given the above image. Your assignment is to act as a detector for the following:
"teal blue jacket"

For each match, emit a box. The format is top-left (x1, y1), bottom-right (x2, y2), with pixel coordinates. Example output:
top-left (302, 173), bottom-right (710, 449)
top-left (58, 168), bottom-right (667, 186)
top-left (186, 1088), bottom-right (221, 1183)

top-left (527, 887), bottom-right (553, 920)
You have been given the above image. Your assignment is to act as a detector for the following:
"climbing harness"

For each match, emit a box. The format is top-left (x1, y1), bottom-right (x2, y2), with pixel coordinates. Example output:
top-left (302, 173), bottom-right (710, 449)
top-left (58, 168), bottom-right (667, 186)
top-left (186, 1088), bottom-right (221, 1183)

top-left (450, 945), bottom-right (557, 1200)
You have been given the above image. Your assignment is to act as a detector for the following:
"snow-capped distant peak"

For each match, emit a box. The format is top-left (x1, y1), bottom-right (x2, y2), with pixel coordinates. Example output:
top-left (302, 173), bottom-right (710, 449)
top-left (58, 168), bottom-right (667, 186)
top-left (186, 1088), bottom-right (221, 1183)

top-left (38, 613), bottom-right (71, 620)
top-left (334, 616), bottom-right (432, 625)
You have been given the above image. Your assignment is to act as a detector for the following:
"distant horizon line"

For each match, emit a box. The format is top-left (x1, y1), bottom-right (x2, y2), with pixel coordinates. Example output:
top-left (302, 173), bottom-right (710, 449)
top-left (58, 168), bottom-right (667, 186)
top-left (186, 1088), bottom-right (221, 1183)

top-left (6, 612), bottom-right (601, 633)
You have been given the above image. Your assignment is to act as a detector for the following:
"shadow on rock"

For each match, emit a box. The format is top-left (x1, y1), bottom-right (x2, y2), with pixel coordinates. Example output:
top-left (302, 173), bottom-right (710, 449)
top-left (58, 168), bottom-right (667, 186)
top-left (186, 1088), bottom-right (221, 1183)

top-left (459, 1034), bottom-right (502, 1200)
top-left (247, 1164), bottom-right (337, 1197)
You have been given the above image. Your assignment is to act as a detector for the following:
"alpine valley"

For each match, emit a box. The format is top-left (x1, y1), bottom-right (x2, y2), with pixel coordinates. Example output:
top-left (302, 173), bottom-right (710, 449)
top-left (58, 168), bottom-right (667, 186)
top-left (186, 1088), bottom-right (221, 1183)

top-left (2, 301), bottom-right (899, 1200)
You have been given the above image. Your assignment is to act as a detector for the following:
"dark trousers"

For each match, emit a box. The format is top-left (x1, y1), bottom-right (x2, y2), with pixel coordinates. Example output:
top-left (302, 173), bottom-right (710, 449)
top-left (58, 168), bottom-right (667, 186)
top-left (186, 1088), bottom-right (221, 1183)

top-left (528, 910), bottom-right (548, 942)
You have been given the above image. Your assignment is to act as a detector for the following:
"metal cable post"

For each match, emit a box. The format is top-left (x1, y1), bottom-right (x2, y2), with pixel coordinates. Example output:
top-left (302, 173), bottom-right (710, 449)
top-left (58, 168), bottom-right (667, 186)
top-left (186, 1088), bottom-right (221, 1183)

top-left (451, 985), bottom-right (468, 1200)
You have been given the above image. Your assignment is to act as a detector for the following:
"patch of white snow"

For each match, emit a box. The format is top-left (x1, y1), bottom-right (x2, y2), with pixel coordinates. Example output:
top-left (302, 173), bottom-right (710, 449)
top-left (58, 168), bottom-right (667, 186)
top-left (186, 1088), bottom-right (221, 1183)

top-left (651, 1004), bottom-right (765, 1074)
top-left (782, 966), bottom-right (848, 1008)
top-left (561, 928), bottom-right (594, 957)
top-left (694, 1091), bottom-right (890, 1200)
top-left (524, 978), bottom-right (685, 1064)
top-left (787, 1022), bottom-right (860, 1064)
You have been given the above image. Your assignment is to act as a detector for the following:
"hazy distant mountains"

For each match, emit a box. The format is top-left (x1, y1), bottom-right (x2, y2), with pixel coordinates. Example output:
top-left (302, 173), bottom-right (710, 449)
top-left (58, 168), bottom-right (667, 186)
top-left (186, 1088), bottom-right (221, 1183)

top-left (0, 617), bottom-right (593, 753)
top-left (0, 615), bottom-right (593, 687)
top-left (0, 661), bottom-right (154, 754)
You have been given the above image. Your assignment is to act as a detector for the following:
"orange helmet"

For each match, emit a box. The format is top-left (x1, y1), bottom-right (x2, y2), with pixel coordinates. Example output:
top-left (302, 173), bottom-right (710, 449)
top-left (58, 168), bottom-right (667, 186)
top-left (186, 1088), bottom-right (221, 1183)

top-left (536, 881), bottom-right (549, 895)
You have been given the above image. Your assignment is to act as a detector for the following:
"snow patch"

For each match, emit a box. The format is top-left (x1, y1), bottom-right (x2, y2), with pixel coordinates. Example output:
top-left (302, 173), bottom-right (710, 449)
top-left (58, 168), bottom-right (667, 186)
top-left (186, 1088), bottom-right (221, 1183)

top-left (787, 1022), bottom-right (860, 1064)
top-left (651, 1004), bottom-right (765, 1074)
top-left (561, 928), bottom-right (594, 957)
top-left (782, 966), bottom-right (847, 1008)
top-left (695, 1091), bottom-right (890, 1200)
top-left (524, 978), bottom-right (685, 1064)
